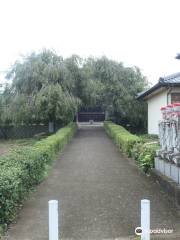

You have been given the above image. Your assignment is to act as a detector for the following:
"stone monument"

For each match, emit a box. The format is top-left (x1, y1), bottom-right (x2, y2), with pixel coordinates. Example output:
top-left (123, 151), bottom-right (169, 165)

top-left (155, 103), bottom-right (180, 184)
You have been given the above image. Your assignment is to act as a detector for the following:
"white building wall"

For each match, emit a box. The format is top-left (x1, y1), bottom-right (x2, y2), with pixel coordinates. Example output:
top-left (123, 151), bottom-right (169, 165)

top-left (147, 90), bottom-right (167, 134)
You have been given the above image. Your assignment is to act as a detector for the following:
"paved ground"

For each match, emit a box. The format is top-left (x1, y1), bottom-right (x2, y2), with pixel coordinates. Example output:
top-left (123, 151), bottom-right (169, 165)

top-left (4, 126), bottom-right (180, 239)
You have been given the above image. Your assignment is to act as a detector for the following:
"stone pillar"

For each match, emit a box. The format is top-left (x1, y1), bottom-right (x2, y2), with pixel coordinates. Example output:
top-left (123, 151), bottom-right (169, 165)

top-left (48, 122), bottom-right (54, 133)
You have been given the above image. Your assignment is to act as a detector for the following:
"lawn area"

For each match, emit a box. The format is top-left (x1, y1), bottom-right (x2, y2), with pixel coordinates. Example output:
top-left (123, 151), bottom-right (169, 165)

top-left (0, 138), bottom-right (40, 156)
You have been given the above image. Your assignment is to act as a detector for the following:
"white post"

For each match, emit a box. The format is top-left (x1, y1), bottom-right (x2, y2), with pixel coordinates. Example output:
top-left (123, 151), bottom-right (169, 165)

top-left (141, 199), bottom-right (150, 240)
top-left (49, 200), bottom-right (59, 240)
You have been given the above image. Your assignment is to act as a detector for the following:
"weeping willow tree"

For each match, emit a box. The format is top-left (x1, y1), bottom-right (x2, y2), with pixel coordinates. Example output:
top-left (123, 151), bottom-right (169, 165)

top-left (3, 49), bottom-right (148, 133)
top-left (80, 56), bottom-right (148, 131)
top-left (4, 50), bottom-right (81, 131)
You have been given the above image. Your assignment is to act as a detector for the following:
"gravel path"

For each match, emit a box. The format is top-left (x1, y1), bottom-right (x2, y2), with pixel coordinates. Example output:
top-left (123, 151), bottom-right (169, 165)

top-left (5, 126), bottom-right (180, 239)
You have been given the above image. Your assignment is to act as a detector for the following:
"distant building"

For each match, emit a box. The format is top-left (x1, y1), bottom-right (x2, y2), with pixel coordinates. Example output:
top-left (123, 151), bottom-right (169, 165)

top-left (137, 72), bottom-right (180, 134)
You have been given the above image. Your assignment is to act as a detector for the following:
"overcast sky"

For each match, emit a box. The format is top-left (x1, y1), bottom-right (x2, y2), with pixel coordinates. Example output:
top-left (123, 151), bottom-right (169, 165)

top-left (0, 0), bottom-right (180, 85)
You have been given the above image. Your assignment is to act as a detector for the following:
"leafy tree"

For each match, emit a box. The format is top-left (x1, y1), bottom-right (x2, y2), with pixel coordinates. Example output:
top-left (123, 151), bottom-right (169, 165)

top-left (35, 84), bottom-right (80, 125)
top-left (81, 56), bottom-right (148, 131)
top-left (3, 49), bottom-right (148, 133)
top-left (64, 54), bottom-right (83, 97)
top-left (5, 50), bottom-right (81, 129)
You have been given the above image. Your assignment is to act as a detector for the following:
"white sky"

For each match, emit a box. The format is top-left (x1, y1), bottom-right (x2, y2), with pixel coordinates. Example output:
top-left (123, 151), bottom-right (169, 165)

top-left (0, 0), bottom-right (180, 85)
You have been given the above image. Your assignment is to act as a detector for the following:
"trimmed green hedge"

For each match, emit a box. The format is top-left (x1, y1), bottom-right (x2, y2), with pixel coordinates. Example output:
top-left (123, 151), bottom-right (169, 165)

top-left (104, 121), bottom-right (159, 173)
top-left (104, 121), bottom-right (140, 155)
top-left (0, 122), bottom-right (77, 230)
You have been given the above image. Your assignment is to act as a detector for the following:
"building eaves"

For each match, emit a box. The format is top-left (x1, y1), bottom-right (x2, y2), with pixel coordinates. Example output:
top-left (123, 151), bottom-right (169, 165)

top-left (137, 72), bottom-right (180, 100)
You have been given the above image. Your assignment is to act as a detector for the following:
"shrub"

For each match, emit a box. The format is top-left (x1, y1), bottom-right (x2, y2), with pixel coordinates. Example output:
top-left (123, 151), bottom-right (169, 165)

top-left (131, 142), bottom-right (159, 172)
top-left (104, 121), bottom-right (159, 173)
top-left (138, 134), bottom-right (158, 143)
top-left (0, 122), bottom-right (77, 228)
top-left (104, 121), bottom-right (141, 155)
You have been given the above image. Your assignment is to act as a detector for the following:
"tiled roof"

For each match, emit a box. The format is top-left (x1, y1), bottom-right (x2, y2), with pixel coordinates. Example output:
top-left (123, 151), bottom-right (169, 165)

top-left (159, 72), bottom-right (180, 84)
top-left (137, 72), bottom-right (180, 100)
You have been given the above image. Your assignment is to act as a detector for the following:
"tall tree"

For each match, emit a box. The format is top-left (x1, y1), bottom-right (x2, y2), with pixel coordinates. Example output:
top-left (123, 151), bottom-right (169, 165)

top-left (4, 50), bottom-right (148, 132)
top-left (5, 50), bottom-right (81, 130)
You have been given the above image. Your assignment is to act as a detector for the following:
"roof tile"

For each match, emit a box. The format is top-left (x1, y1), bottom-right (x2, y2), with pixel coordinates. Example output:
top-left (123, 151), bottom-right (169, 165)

top-left (137, 72), bottom-right (180, 100)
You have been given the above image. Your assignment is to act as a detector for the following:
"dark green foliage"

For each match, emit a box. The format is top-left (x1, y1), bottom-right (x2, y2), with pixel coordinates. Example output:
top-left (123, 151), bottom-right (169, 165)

top-left (4, 50), bottom-right (81, 125)
top-left (139, 134), bottom-right (158, 143)
top-left (104, 121), bottom-right (141, 155)
top-left (0, 123), bottom-right (77, 227)
top-left (104, 121), bottom-right (159, 172)
top-left (2, 51), bottom-right (148, 131)
top-left (80, 57), bottom-right (148, 132)
top-left (131, 142), bottom-right (159, 172)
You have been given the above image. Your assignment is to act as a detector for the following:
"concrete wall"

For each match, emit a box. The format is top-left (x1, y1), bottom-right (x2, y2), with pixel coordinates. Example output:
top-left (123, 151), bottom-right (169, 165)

top-left (147, 90), bottom-right (167, 134)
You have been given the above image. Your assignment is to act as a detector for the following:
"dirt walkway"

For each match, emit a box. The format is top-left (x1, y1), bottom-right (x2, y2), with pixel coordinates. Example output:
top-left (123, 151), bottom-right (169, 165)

top-left (5, 126), bottom-right (180, 239)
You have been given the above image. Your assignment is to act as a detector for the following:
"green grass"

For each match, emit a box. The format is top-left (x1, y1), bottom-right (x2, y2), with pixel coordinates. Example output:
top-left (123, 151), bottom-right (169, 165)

top-left (0, 138), bottom-right (41, 157)
top-left (0, 138), bottom-right (39, 147)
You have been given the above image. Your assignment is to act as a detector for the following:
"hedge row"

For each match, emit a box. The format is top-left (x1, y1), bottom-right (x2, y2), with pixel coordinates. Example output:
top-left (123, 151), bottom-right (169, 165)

top-left (0, 122), bottom-right (77, 230)
top-left (104, 121), bottom-right (159, 172)
top-left (104, 121), bottom-right (140, 155)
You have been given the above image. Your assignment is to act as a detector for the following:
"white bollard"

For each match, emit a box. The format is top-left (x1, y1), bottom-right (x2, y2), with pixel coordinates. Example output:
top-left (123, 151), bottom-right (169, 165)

top-left (49, 200), bottom-right (59, 240)
top-left (141, 199), bottom-right (150, 240)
